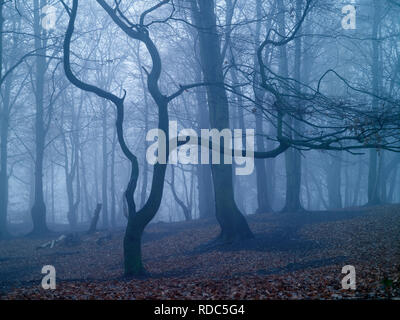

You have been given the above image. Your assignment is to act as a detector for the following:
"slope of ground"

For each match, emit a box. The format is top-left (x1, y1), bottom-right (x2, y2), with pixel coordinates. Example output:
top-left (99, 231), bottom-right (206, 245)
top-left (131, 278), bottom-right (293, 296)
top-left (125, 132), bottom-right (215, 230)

top-left (1, 205), bottom-right (400, 299)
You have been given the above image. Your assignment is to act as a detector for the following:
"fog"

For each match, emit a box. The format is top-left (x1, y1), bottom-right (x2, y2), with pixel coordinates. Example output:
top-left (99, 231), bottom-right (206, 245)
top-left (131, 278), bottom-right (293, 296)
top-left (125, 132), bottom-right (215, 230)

top-left (1, 0), bottom-right (400, 300)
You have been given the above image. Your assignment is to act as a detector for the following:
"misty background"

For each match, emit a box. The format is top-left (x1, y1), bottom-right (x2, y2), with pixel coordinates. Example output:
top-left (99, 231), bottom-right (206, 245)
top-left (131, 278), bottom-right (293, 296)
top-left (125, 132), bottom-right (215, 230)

top-left (1, 0), bottom-right (400, 238)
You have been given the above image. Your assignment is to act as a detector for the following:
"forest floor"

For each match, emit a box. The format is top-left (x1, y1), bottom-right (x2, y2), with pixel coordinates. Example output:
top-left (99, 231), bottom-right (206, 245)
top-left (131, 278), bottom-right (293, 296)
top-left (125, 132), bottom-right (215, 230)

top-left (1, 204), bottom-right (400, 300)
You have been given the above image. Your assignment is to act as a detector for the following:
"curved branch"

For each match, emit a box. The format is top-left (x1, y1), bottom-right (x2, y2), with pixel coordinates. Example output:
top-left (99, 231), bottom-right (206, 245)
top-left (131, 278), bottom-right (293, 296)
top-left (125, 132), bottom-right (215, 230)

top-left (139, 0), bottom-right (170, 26)
top-left (63, 0), bottom-right (139, 214)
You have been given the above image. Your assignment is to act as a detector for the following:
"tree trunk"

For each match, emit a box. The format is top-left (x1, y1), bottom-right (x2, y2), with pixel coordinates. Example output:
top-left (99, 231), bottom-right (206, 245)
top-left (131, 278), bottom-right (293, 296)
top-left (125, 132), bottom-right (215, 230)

top-left (252, 0), bottom-right (273, 214)
top-left (87, 204), bottom-right (102, 234)
top-left (138, 52), bottom-right (149, 209)
top-left (65, 0), bottom-right (173, 276)
top-left (101, 100), bottom-right (109, 228)
top-left (254, 109), bottom-right (272, 214)
top-left (326, 154), bottom-right (342, 209)
top-left (377, 151), bottom-right (387, 203)
top-left (30, 0), bottom-right (49, 235)
top-left (80, 147), bottom-right (91, 222)
top-left (228, 52), bottom-right (246, 213)
top-left (0, 1), bottom-right (9, 238)
top-left (279, 0), bottom-right (303, 213)
top-left (170, 166), bottom-right (192, 221)
top-left (194, 65), bottom-right (215, 219)
top-left (367, 0), bottom-right (382, 206)
top-left (191, 0), bottom-right (253, 241)
top-left (94, 136), bottom-right (99, 204)
top-left (110, 128), bottom-right (117, 228)
top-left (0, 1), bottom-right (11, 239)
top-left (51, 160), bottom-right (55, 224)
top-left (352, 161), bottom-right (363, 206)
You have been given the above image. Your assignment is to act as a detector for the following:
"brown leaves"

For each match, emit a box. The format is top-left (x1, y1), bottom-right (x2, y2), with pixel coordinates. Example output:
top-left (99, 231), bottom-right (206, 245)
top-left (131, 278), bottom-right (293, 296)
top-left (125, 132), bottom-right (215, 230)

top-left (2, 205), bottom-right (400, 300)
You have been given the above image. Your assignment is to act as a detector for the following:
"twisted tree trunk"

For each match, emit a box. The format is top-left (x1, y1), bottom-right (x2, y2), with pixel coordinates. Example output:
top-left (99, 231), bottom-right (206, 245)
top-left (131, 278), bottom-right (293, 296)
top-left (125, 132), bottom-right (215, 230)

top-left (65, 0), bottom-right (172, 276)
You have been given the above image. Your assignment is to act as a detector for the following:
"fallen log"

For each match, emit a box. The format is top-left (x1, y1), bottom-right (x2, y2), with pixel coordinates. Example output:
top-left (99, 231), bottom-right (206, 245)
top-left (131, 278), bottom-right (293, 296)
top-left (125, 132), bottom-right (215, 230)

top-left (36, 235), bottom-right (67, 250)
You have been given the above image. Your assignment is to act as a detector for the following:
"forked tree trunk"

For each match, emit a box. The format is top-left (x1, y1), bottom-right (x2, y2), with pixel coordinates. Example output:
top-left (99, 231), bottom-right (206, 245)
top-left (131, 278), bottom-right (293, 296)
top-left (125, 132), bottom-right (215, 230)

top-left (65, 0), bottom-right (172, 276)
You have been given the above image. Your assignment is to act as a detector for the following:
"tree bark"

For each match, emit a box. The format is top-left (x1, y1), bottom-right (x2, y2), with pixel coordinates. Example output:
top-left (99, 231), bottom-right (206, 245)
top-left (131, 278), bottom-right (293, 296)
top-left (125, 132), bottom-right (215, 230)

top-left (87, 203), bottom-right (102, 234)
top-left (65, 0), bottom-right (173, 276)
top-left (110, 128), bottom-right (117, 228)
top-left (138, 51), bottom-right (149, 209)
top-left (170, 166), bottom-right (192, 221)
top-left (252, 0), bottom-right (273, 214)
top-left (101, 100), bottom-right (109, 228)
top-left (278, 0), bottom-right (303, 213)
top-left (326, 154), bottom-right (342, 209)
top-left (194, 64), bottom-right (215, 219)
top-left (367, 0), bottom-right (382, 206)
top-left (0, 0), bottom-right (9, 238)
top-left (30, 0), bottom-right (49, 235)
top-left (190, 0), bottom-right (253, 242)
